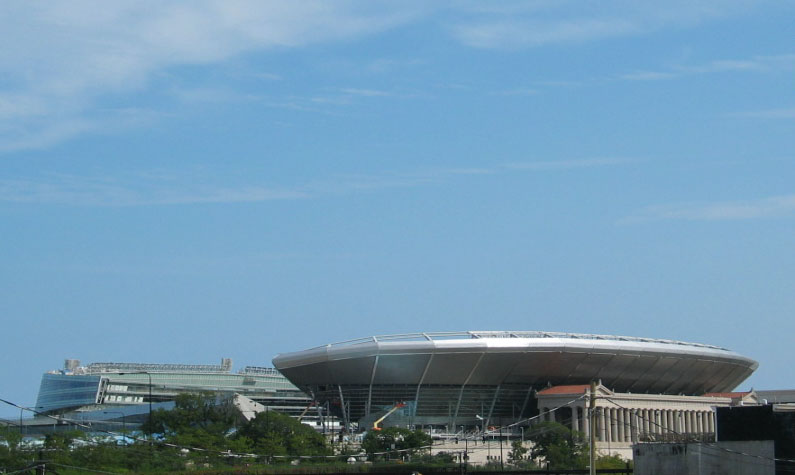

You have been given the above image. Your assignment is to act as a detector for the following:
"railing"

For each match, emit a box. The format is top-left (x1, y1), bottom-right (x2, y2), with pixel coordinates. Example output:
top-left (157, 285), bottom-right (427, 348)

top-left (84, 362), bottom-right (229, 373)
top-left (306, 331), bottom-right (727, 351)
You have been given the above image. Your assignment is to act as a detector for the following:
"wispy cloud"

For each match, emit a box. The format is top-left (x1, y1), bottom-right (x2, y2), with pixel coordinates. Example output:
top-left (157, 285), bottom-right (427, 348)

top-left (451, 18), bottom-right (640, 49)
top-left (619, 54), bottom-right (795, 82)
top-left (726, 107), bottom-right (795, 119)
top-left (448, 1), bottom-right (760, 50)
top-left (627, 194), bottom-right (795, 221)
top-left (366, 58), bottom-right (425, 74)
top-left (0, 156), bottom-right (633, 206)
top-left (0, 2), bottom-right (423, 151)
top-left (0, 174), bottom-right (308, 206)
top-left (172, 87), bottom-right (262, 105)
top-left (491, 88), bottom-right (539, 96)
top-left (339, 88), bottom-right (393, 97)
top-left (504, 157), bottom-right (639, 171)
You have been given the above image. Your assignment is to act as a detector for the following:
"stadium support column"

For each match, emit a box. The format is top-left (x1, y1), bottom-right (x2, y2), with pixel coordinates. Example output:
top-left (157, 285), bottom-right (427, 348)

top-left (452, 353), bottom-right (484, 429)
top-left (366, 355), bottom-right (379, 416)
top-left (337, 385), bottom-right (349, 431)
top-left (414, 354), bottom-right (434, 421)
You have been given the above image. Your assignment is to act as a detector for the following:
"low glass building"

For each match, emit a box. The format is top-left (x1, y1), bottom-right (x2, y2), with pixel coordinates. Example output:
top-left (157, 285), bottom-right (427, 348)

top-left (34, 358), bottom-right (311, 429)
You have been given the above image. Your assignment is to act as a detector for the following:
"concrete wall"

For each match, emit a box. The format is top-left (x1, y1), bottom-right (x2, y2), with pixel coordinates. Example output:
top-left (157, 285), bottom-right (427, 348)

top-left (634, 441), bottom-right (774, 475)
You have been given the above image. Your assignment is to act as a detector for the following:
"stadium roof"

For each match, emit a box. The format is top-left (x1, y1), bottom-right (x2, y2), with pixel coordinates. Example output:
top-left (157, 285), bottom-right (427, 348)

top-left (274, 330), bottom-right (758, 395)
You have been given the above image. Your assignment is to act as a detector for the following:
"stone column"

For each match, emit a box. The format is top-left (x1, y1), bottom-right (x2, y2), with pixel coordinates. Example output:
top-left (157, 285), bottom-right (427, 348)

top-left (640, 409), bottom-right (648, 435)
top-left (674, 411), bottom-right (682, 434)
top-left (667, 411), bottom-right (674, 435)
top-left (617, 409), bottom-right (625, 442)
top-left (599, 408), bottom-right (606, 442)
top-left (684, 411), bottom-right (690, 433)
top-left (707, 411), bottom-right (715, 434)
top-left (583, 406), bottom-right (590, 440)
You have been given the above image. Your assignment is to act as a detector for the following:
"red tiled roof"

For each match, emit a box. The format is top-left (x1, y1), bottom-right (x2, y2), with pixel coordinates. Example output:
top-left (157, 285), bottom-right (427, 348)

top-left (538, 384), bottom-right (590, 395)
top-left (702, 391), bottom-right (751, 398)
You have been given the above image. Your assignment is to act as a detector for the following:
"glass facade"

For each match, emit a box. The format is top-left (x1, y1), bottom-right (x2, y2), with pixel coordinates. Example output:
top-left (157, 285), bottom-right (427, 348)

top-left (36, 373), bottom-right (103, 412)
top-left (313, 382), bottom-right (538, 429)
top-left (35, 362), bottom-right (311, 418)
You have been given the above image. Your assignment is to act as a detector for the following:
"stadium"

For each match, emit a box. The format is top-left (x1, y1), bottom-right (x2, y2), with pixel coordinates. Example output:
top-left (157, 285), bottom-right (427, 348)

top-left (272, 331), bottom-right (758, 430)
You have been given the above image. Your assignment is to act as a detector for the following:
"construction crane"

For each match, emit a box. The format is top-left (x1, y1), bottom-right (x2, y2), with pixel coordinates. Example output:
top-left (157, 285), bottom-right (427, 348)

top-left (372, 402), bottom-right (406, 431)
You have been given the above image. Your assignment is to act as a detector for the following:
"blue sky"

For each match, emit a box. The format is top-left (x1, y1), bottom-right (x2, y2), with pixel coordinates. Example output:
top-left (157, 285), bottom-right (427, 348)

top-left (1, 1), bottom-right (793, 417)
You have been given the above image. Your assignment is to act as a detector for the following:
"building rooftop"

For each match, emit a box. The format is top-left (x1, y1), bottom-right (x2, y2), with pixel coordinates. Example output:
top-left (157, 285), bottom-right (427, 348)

top-left (307, 331), bottom-right (729, 351)
top-left (537, 384), bottom-right (591, 395)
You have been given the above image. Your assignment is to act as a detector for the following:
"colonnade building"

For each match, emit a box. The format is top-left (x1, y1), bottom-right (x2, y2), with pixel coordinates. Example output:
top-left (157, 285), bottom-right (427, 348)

top-left (536, 384), bottom-right (756, 459)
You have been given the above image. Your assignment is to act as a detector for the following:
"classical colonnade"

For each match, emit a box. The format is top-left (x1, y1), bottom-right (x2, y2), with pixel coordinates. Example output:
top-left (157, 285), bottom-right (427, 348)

top-left (539, 405), bottom-right (716, 443)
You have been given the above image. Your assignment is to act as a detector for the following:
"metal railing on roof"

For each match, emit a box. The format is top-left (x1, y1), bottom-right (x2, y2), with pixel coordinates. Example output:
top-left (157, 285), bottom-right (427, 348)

top-left (239, 366), bottom-right (283, 376)
top-left (84, 362), bottom-right (230, 374)
top-left (307, 331), bottom-right (728, 351)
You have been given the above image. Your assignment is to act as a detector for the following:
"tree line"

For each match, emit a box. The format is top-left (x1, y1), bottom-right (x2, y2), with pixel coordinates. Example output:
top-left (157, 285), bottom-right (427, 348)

top-left (0, 393), bottom-right (628, 473)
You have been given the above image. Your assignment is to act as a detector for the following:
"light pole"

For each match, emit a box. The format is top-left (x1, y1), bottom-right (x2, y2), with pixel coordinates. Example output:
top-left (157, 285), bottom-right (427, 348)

top-left (103, 411), bottom-right (127, 440)
top-left (498, 420), bottom-right (504, 470)
top-left (476, 415), bottom-right (489, 461)
top-left (464, 434), bottom-right (468, 472)
top-left (118, 371), bottom-right (152, 444)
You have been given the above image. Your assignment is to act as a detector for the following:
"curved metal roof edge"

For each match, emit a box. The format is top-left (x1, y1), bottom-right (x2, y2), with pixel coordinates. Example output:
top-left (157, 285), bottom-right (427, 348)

top-left (298, 330), bottom-right (732, 352)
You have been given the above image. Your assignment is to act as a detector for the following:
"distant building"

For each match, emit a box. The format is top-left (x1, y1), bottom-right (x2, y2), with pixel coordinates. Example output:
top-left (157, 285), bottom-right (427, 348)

top-left (537, 383), bottom-right (741, 459)
top-left (31, 358), bottom-right (312, 431)
top-left (716, 404), bottom-right (795, 474)
top-left (633, 441), bottom-right (775, 475)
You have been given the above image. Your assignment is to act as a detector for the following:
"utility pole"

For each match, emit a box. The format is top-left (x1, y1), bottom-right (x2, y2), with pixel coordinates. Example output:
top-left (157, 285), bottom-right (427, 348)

top-left (499, 422), bottom-right (503, 470)
top-left (589, 380), bottom-right (597, 475)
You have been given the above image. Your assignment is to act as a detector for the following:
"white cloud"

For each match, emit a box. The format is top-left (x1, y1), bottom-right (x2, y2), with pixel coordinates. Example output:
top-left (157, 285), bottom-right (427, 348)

top-left (504, 157), bottom-right (639, 170)
top-left (628, 194), bottom-right (795, 221)
top-left (491, 88), bottom-right (539, 96)
top-left (0, 174), bottom-right (308, 206)
top-left (0, 155), bottom-right (633, 206)
top-left (452, 18), bottom-right (639, 49)
top-left (619, 54), bottom-right (795, 82)
top-left (0, 1), bottom-right (424, 151)
top-left (727, 108), bottom-right (795, 119)
top-left (448, 0), bottom-right (759, 49)
top-left (339, 88), bottom-right (393, 97)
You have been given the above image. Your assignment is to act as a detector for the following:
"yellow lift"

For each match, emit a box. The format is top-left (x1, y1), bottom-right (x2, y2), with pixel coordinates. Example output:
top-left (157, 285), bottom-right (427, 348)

top-left (372, 402), bottom-right (406, 431)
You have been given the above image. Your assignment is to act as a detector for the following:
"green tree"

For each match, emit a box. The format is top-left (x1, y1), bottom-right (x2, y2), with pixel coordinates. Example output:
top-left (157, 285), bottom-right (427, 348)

top-left (361, 427), bottom-right (432, 458)
top-left (237, 409), bottom-right (329, 456)
top-left (597, 452), bottom-right (630, 469)
top-left (508, 439), bottom-right (529, 465)
top-left (143, 392), bottom-right (236, 452)
top-left (0, 426), bottom-right (31, 471)
top-left (526, 421), bottom-right (588, 469)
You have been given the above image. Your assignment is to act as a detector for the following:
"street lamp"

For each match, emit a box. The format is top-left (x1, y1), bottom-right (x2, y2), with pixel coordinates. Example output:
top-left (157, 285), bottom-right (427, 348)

top-left (118, 371), bottom-right (152, 444)
top-left (103, 411), bottom-right (127, 441)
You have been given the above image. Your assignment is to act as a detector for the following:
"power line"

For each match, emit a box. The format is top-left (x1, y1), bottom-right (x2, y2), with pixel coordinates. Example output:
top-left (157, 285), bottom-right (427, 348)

top-left (601, 395), bottom-right (795, 466)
